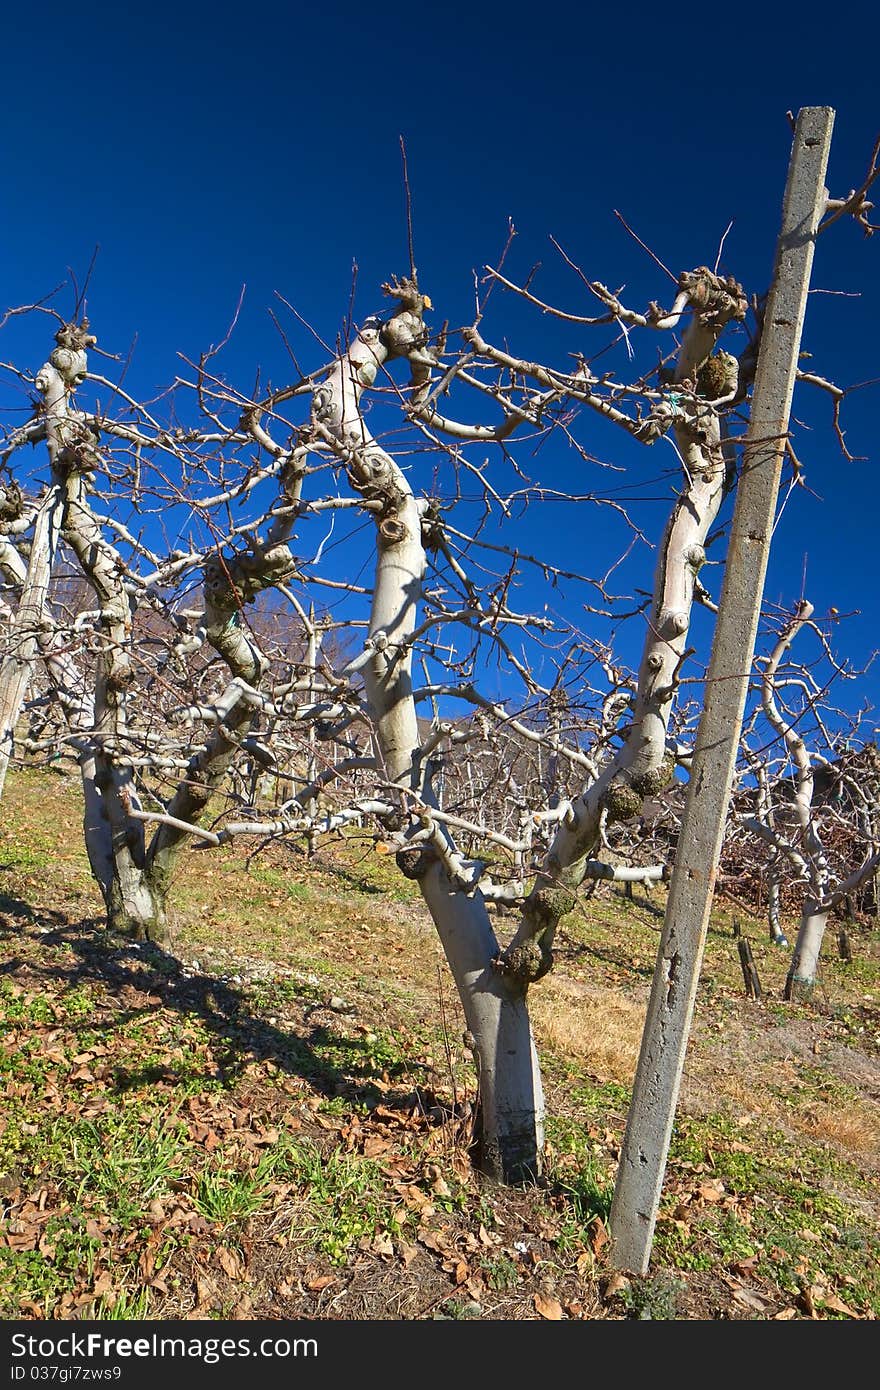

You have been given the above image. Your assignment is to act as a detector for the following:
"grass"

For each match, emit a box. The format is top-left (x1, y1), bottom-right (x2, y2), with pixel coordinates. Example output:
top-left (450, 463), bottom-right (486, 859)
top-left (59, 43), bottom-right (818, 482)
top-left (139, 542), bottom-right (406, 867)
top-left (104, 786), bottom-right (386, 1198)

top-left (0, 765), bottom-right (879, 1320)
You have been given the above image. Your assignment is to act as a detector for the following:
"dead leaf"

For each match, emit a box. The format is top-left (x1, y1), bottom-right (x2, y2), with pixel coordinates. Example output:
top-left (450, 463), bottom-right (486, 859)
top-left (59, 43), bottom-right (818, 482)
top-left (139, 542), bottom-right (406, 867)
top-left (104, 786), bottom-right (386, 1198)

top-left (372, 1232), bottom-right (394, 1258)
top-left (399, 1242), bottom-right (420, 1268)
top-left (821, 1292), bottom-right (859, 1318)
top-left (195, 1277), bottom-right (218, 1308)
top-left (253, 1127), bottom-right (279, 1146)
top-left (305, 1275), bottom-right (335, 1292)
top-left (603, 1273), bottom-right (631, 1299)
top-left (362, 1135), bottom-right (390, 1159)
top-left (732, 1287), bottom-right (771, 1312)
top-left (774, 1308), bottom-right (798, 1320)
top-left (797, 1286), bottom-right (818, 1318)
top-left (698, 1179), bottom-right (726, 1203)
top-left (589, 1219), bottom-right (610, 1256)
top-left (216, 1246), bottom-right (244, 1280)
top-left (419, 1229), bottom-right (451, 1255)
top-left (534, 1293), bottom-right (564, 1320)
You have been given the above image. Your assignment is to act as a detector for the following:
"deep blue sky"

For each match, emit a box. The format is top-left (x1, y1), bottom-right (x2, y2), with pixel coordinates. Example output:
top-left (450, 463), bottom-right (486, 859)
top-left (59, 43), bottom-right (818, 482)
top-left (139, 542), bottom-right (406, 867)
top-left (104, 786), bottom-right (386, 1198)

top-left (4, 2), bottom-right (879, 737)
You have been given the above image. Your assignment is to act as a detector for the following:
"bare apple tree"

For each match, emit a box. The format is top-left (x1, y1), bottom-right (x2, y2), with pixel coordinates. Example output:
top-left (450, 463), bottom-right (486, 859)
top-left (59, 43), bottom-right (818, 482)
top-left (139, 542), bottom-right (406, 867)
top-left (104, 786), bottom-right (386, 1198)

top-left (733, 601), bottom-right (879, 996)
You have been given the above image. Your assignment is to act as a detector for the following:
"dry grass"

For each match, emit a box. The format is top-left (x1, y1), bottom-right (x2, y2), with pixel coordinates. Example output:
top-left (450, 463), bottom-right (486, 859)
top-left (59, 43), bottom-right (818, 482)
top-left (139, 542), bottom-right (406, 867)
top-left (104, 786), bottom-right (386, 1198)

top-left (530, 979), bottom-right (647, 1085)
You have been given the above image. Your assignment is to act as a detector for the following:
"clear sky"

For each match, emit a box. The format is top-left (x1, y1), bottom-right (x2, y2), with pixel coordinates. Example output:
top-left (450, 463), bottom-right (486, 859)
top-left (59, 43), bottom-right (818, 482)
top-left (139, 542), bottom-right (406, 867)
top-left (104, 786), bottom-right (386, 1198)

top-left (4, 1), bottom-right (879, 738)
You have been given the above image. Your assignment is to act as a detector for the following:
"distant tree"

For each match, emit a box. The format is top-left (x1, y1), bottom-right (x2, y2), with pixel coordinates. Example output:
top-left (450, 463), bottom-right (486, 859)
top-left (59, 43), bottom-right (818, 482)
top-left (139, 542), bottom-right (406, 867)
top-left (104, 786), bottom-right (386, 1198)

top-left (733, 601), bottom-right (879, 996)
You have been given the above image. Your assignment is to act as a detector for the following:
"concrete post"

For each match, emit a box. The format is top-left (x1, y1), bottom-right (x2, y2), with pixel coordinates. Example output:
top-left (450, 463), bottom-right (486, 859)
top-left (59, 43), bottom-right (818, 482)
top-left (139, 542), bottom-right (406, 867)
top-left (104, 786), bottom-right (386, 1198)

top-left (608, 107), bottom-right (835, 1275)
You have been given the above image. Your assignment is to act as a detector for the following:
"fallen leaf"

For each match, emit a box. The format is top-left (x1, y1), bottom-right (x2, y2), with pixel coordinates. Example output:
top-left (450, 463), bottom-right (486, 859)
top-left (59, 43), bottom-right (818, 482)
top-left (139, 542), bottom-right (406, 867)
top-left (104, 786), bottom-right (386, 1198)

top-left (534, 1293), bottom-right (564, 1320)
top-left (603, 1273), bottom-right (630, 1299)
top-left (216, 1247), bottom-right (244, 1280)
top-left (195, 1277), bottom-right (218, 1308)
top-left (821, 1292), bottom-right (859, 1318)
top-left (698, 1179), bottom-right (726, 1203)
top-left (253, 1127), bottom-right (279, 1146)
top-left (732, 1287), bottom-right (771, 1312)
top-left (797, 1286), bottom-right (818, 1319)
top-left (419, 1229), bottom-right (451, 1255)
top-left (306, 1275), bottom-right (335, 1292)
top-left (590, 1219), bottom-right (610, 1256)
top-left (774, 1308), bottom-right (798, 1320)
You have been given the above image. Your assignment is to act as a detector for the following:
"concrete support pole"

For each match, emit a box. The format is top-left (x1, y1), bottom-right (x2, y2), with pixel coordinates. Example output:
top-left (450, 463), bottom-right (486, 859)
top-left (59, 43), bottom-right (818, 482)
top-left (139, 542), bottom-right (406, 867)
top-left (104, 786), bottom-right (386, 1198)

top-left (608, 107), bottom-right (835, 1275)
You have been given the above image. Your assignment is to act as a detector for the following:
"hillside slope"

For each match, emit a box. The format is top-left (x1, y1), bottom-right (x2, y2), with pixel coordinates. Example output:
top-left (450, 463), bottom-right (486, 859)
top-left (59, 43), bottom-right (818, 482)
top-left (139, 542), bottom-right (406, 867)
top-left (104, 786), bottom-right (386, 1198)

top-left (1, 767), bottom-right (878, 1321)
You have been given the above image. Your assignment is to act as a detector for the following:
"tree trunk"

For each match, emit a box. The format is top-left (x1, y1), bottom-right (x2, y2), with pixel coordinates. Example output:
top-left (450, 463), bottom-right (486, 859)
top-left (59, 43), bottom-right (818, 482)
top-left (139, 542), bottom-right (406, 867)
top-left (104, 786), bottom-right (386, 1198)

top-left (420, 863), bottom-right (544, 1181)
top-left (767, 860), bottom-right (789, 946)
top-left (0, 325), bottom-right (94, 801)
top-left (784, 900), bottom-right (828, 1000)
top-left (105, 862), bottom-right (170, 941)
top-left (318, 285), bottom-right (545, 1180)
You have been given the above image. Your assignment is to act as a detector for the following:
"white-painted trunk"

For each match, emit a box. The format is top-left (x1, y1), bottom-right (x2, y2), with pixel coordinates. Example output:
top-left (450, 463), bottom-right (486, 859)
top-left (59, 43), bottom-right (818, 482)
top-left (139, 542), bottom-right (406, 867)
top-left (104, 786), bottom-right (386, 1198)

top-left (0, 372), bottom-right (67, 801)
top-left (784, 902), bottom-right (828, 998)
top-left (420, 863), bottom-right (545, 1181)
top-left (767, 868), bottom-right (788, 946)
top-left (319, 292), bottom-right (546, 1179)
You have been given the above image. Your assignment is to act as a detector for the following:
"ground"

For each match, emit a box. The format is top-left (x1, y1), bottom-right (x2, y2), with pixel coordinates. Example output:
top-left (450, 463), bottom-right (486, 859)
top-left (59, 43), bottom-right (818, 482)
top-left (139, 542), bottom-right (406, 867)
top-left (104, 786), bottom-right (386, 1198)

top-left (1, 766), bottom-right (878, 1321)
